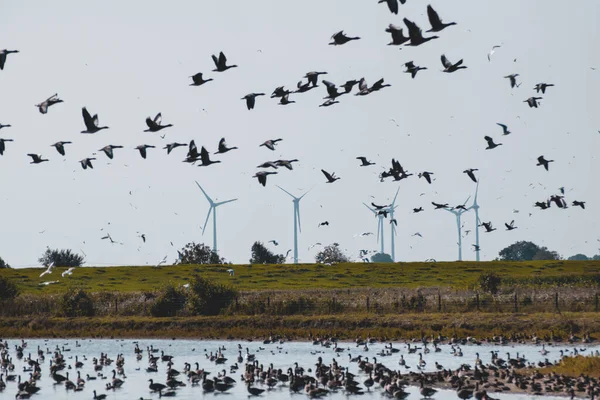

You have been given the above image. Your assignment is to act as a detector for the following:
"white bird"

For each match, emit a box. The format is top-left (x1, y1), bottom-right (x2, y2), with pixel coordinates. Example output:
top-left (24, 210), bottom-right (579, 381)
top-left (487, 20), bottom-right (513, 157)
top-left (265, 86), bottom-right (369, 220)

top-left (487, 44), bottom-right (501, 61)
top-left (156, 255), bottom-right (168, 267)
top-left (308, 243), bottom-right (322, 250)
top-left (182, 283), bottom-right (190, 289)
top-left (227, 269), bottom-right (234, 276)
top-left (39, 262), bottom-right (55, 278)
top-left (39, 280), bottom-right (59, 286)
top-left (61, 267), bottom-right (75, 277)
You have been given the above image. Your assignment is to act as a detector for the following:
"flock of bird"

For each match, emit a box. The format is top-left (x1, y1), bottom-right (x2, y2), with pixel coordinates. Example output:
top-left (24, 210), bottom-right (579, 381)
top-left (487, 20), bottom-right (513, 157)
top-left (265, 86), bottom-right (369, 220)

top-left (0, 0), bottom-right (593, 265)
top-left (1, 334), bottom-right (599, 399)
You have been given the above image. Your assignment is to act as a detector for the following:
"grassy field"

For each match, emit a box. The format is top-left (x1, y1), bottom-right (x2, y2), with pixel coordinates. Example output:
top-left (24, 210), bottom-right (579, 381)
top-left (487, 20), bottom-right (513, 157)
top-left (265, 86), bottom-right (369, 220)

top-left (1, 260), bottom-right (600, 294)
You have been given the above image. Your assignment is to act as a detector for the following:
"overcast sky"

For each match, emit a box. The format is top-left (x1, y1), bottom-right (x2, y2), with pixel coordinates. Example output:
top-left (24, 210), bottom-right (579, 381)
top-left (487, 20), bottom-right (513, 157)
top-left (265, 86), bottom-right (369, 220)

top-left (1, 0), bottom-right (599, 267)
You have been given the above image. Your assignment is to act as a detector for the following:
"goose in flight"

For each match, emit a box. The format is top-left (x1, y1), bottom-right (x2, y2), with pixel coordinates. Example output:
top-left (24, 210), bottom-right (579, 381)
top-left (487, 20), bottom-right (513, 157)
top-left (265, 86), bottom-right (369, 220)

top-left (212, 52), bottom-right (237, 72)
top-left (385, 24), bottom-right (409, 46)
top-left (0, 123), bottom-right (11, 130)
top-left (260, 139), bottom-right (282, 151)
top-left (164, 142), bottom-right (187, 154)
top-left (426, 5), bottom-right (456, 32)
top-left (412, 232), bottom-right (423, 238)
top-left (534, 83), bottom-right (554, 94)
top-left (484, 136), bottom-right (502, 150)
top-left (275, 159), bottom-right (298, 170)
top-left (81, 107), bottom-right (109, 134)
top-left (28, 154), bottom-right (49, 164)
top-left (279, 94), bottom-right (295, 105)
top-left (524, 97), bottom-right (542, 108)
top-left (0, 49), bottom-right (19, 70)
top-left (536, 156), bottom-right (554, 171)
top-left (378, 0), bottom-right (400, 15)
top-left (403, 18), bottom-right (439, 46)
top-left (305, 71), bottom-right (328, 86)
top-left (321, 169), bottom-right (340, 183)
top-left (355, 78), bottom-right (370, 96)
top-left (144, 113), bottom-right (173, 132)
top-left (257, 161), bottom-right (278, 169)
top-left (319, 99), bottom-right (339, 107)
top-left (135, 145), bottom-right (155, 159)
top-left (99, 145), bottom-right (123, 159)
top-left (322, 80), bottom-right (345, 100)
top-left (356, 156), bottom-right (375, 166)
top-left (271, 86), bottom-right (291, 98)
top-left (496, 123), bottom-right (511, 135)
top-left (505, 220), bottom-right (517, 231)
top-left (295, 80), bottom-right (318, 93)
top-left (39, 262), bottom-right (55, 277)
top-left (454, 205), bottom-right (467, 211)
top-left (480, 221), bottom-right (496, 232)
top-left (413, 207), bottom-right (424, 213)
top-left (572, 201), bottom-right (585, 209)
top-left (550, 195), bottom-right (566, 208)
top-left (329, 30), bottom-right (360, 45)
top-left (441, 55), bottom-right (467, 73)
top-left (268, 240), bottom-right (279, 246)
top-left (62, 267), bottom-right (76, 277)
top-left (432, 202), bottom-right (448, 209)
top-left (253, 171), bottom-right (277, 187)
top-left (184, 140), bottom-right (200, 163)
top-left (404, 61), bottom-right (427, 78)
top-left (51, 141), bottom-right (72, 156)
top-left (79, 157), bottom-right (95, 170)
top-left (101, 233), bottom-right (122, 245)
top-left (463, 168), bottom-right (478, 183)
top-left (371, 203), bottom-right (388, 210)
top-left (36, 93), bottom-right (63, 114)
top-left (215, 138), bottom-right (238, 154)
top-left (189, 72), bottom-right (213, 86)
top-left (472, 244), bottom-right (480, 251)
top-left (318, 221), bottom-right (329, 227)
top-left (505, 74), bottom-right (521, 88)
top-left (535, 201), bottom-right (551, 210)
top-left (340, 80), bottom-right (359, 93)
top-left (369, 78), bottom-right (391, 92)
top-left (418, 171), bottom-right (434, 184)
top-left (198, 146), bottom-right (221, 167)
top-left (242, 93), bottom-right (265, 110)
top-left (0, 138), bottom-right (13, 155)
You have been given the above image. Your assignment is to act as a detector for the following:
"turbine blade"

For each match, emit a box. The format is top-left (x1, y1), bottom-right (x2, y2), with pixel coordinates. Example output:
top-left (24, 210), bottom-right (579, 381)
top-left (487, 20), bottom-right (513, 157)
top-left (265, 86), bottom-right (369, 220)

top-left (390, 186), bottom-right (400, 207)
top-left (462, 195), bottom-right (472, 206)
top-left (298, 186), bottom-right (315, 201)
top-left (277, 185), bottom-right (297, 199)
top-left (363, 202), bottom-right (376, 213)
top-left (195, 181), bottom-right (214, 205)
top-left (215, 198), bottom-right (237, 206)
top-left (202, 206), bottom-right (213, 234)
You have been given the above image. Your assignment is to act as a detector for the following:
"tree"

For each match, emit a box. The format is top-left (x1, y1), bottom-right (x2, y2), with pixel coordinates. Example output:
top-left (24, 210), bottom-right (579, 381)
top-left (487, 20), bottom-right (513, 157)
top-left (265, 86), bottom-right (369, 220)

top-left (176, 242), bottom-right (223, 265)
top-left (498, 241), bottom-right (541, 261)
top-left (315, 243), bottom-right (349, 264)
top-left (38, 248), bottom-right (84, 267)
top-left (568, 254), bottom-right (589, 261)
top-left (0, 276), bottom-right (19, 300)
top-left (478, 272), bottom-right (501, 295)
top-left (249, 241), bottom-right (285, 264)
top-left (371, 253), bottom-right (393, 263)
top-left (593, 255), bottom-right (600, 261)
top-left (533, 246), bottom-right (561, 261)
top-left (0, 256), bottom-right (10, 268)
top-left (187, 275), bottom-right (237, 315)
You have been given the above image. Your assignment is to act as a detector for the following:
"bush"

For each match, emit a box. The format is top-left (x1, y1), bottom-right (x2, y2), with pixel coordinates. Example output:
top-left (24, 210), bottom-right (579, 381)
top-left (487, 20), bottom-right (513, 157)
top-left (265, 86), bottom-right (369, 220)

top-left (371, 253), bottom-right (393, 263)
top-left (39, 248), bottom-right (85, 267)
top-left (176, 242), bottom-right (224, 265)
top-left (478, 272), bottom-right (501, 295)
top-left (59, 287), bottom-right (95, 317)
top-left (150, 283), bottom-right (187, 317)
top-left (0, 276), bottom-right (19, 300)
top-left (0, 256), bottom-right (10, 268)
top-left (187, 275), bottom-right (237, 316)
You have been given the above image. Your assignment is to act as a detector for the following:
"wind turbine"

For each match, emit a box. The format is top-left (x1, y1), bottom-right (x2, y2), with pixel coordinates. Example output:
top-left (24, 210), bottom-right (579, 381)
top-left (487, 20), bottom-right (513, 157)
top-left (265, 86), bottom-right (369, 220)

top-left (388, 187), bottom-right (400, 262)
top-left (442, 195), bottom-right (471, 261)
top-left (363, 203), bottom-right (385, 255)
top-left (195, 181), bottom-right (237, 254)
top-left (277, 186), bottom-right (310, 264)
top-left (467, 182), bottom-right (481, 261)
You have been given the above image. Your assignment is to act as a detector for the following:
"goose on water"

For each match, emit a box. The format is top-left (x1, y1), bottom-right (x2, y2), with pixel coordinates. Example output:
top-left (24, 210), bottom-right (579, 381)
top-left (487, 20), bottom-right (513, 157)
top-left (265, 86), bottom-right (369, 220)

top-left (81, 107), bottom-right (109, 134)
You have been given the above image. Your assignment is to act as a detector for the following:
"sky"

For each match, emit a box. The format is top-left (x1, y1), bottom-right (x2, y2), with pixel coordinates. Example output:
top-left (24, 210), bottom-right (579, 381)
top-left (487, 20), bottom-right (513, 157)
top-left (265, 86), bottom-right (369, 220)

top-left (1, 0), bottom-right (599, 267)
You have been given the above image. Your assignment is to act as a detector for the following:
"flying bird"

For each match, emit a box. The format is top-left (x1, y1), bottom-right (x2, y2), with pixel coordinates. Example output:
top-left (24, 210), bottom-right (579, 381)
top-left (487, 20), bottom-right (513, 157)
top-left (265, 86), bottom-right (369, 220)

top-left (28, 154), bottom-right (49, 164)
top-left (305, 71), bottom-right (328, 86)
top-left (212, 51), bottom-right (237, 72)
top-left (253, 171), bottom-right (277, 187)
top-left (135, 145), bottom-right (155, 159)
top-left (62, 267), bottom-right (76, 277)
top-left (144, 113), bottom-right (173, 132)
top-left (426, 5), bottom-right (456, 32)
top-left (322, 169), bottom-right (340, 183)
top-left (496, 123), bottom-right (511, 135)
top-left (463, 168), bottom-right (478, 183)
top-left (356, 157), bottom-right (375, 166)
top-left (189, 73), bottom-right (213, 86)
top-left (572, 201), bottom-right (586, 209)
top-left (0, 49), bottom-right (19, 70)
top-left (432, 202), bottom-right (449, 209)
top-left (504, 74), bottom-right (521, 88)
top-left (271, 86), bottom-right (291, 98)
top-left (403, 18), bottom-right (439, 47)
top-left (198, 146), bottom-right (221, 167)
top-left (164, 142), bottom-right (187, 155)
top-left (480, 221), bottom-right (496, 232)
top-left (0, 123), bottom-right (11, 130)
top-left (413, 207), bottom-right (424, 213)
top-left (51, 141), bottom-right (72, 156)
top-left (404, 61), bottom-right (427, 78)
top-left (215, 138), bottom-right (238, 154)
top-left (260, 139), bottom-right (282, 151)
top-left (505, 220), bottom-right (517, 231)
top-left (534, 83), bottom-right (554, 94)
top-left (318, 221), bottom-right (329, 227)
top-left (441, 55), bottom-right (467, 73)
top-left (39, 262), bottom-right (55, 278)
top-left (319, 99), bottom-right (339, 107)
top-left (378, 0), bottom-right (400, 15)
top-left (524, 97), bottom-right (542, 108)
top-left (99, 145), bottom-right (123, 159)
top-left (412, 232), bottom-right (423, 238)
top-left (268, 240), bottom-right (279, 246)
top-left (418, 171), bottom-right (434, 184)
top-left (0, 138), bottom-right (13, 155)
top-left (79, 157), bottom-right (95, 170)
top-left (329, 30), bottom-right (360, 45)
top-left (484, 136), bottom-right (502, 150)
top-left (385, 24), bottom-right (409, 46)
top-left (257, 161), bottom-right (279, 169)
top-left (278, 94), bottom-right (295, 105)
top-left (275, 159), bottom-right (298, 170)
top-left (487, 45), bottom-right (501, 61)
top-left (81, 107), bottom-right (109, 134)
top-left (35, 93), bottom-right (63, 114)
top-left (242, 93), bottom-right (265, 110)
top-left (536, 156), bottom-right (554, 171)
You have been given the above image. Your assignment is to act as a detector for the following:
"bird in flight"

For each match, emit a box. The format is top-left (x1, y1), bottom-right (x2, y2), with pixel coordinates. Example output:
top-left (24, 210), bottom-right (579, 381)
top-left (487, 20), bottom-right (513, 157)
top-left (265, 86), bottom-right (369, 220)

top-left (39, 262), bottom-right (55, 278)
top-left (260, 139), bottom-right (282, 151)
top-left (81, 107), bottom-right (109, 134)
top-left (268, 240), bottom-right (279, 246)
top-left (487, 45), bottom-right (501, 61)
top-left (318, 221), bottom-right (329, 227)
top-left (212, 51), bottom-right (237, 72)
top-left (504, 74), bottom-right (521, 88)
top-left (242, 93), bottom-right (265, 110)
top-left (253, 171), bottom-right (277, 187)
top-left (35, 93), bottom-right (63, 114)
top-left (484, 136), bottom-right (502, 150)
top-left (329, 30), bottom-right (360, 46)
top-left (505, 220), bottom-right (517, 231)
top-left (463, 168), bottom-right (478, 183)
top-left (322, 169), bottom-right (340, 183)
top-left (496, 123), bottom-right (511, 135)
top-left (356, 156), bottom-right (375, 166)
top-left (536, 156), bottom-right (554, 171)
top-left (144, 113), bottom-right (173, 132)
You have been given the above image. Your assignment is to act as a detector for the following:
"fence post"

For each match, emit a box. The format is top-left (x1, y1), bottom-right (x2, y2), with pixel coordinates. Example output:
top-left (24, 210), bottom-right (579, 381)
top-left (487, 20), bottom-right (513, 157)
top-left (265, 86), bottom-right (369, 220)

top-left (476, 293), bottom-right (480, 311)
top-left (555, 293), bottom-right (559, 312)
top-left (437, 292), bottom-right (441, 312)
top-left (267, 296), bottom-right (270, 307)
top-left (366, 296), bottom-right (370, 312)
top-left (513, 293), bottom-right (518, 313)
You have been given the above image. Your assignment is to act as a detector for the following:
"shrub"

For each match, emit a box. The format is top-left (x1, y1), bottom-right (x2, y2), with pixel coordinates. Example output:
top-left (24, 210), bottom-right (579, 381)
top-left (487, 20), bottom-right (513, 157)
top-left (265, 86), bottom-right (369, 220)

top-left (0, 256), bottom-right (10, 268)
top-left (59, 287), bottom-right (95, 317)
top-left (39, 248), bottom-right (85, 267)
top-left (0, 276), bottom-right (19, 300)
top-left (249, 241), bottom-right (285, 264)
top-left (187, 275), bottom-right (237, 316)
top-left (176, 242), bottom-right (224, 265)
top-left (150, 283), bottom-right (186, 317)
top-left (479, 272), bottom-right (501, 295)
top-left (315, 244), bottom-right (349, 264)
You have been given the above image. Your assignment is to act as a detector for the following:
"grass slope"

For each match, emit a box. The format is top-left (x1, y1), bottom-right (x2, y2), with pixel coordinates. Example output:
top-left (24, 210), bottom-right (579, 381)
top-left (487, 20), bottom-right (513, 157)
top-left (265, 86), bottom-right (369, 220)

top-left (1, 260), bottom-right (599, 294)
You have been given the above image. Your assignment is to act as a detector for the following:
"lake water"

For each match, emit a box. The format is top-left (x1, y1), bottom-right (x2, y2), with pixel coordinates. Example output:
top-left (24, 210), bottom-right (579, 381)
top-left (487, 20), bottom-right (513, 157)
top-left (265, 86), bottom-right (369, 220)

top-left (1, 338), bottom-right (596, 399)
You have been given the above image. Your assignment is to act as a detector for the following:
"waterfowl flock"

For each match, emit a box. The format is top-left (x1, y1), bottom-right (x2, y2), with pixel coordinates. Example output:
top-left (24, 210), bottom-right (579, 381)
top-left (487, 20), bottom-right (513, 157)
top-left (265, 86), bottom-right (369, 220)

top-left (0, 335), bottom-right (599, 399)
top-left (0, 1), bottom-right (596, 266)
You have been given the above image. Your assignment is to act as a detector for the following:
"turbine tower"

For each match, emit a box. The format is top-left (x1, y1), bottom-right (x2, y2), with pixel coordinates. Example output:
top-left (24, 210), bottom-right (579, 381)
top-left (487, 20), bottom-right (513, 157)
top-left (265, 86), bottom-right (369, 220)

top-left (442, 195), bottom-right (471, 261)
top-left (388, 187), bottom-right (400, 262)
top-left (277, 186), bottom-right (310, 264)
top-left (363, 203), bottom-right (385, 255)
top-left (467, 182), bottom-right (481, 262)
top-left (196, 181), bottom-right (237, 254)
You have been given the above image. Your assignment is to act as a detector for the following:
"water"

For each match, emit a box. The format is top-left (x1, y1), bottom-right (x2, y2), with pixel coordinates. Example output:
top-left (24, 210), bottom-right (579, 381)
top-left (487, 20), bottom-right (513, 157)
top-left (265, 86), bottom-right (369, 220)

top-left (2, 338), bottom-right (595, 399)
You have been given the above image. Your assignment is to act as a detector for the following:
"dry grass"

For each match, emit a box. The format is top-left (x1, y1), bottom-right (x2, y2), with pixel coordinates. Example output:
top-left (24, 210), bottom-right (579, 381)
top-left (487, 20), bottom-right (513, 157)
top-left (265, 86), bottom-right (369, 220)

top-left (536, 355), bottom-right (600, 378)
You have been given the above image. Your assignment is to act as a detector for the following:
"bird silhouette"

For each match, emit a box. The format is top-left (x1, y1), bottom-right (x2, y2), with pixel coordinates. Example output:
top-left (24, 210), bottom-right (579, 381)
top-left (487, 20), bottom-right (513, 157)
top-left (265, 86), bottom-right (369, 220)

top-left (356, 157), bottom-right (375, 166)
top-left (51, 141), bottom-right (72, 156)
top-left (81, 107), bottom-right (109, 134)
top-left (144, 113), bottom-right (173, 132)
top-left (484, 136), bottom-right (502, 150)
top-left (524, 97), bottom-right (542, 108)
top-left (536, 156), bottom-right (554, 171)
top-left (505, 74), bottom-right (521, 88)
top-left (404, 61), bottom-right (427, 78)
top-left (496, 123), bottom-right (511, 135)
top-left (28, 154), bottom-right (48, 164)
top-left (189, 73), bottom-right (213, 86)
top-left (463, 168), bottom-right (478, 183)
top-left (426, 5), bottom-right (456, 32)
top-left (241, 93), bottom-right (265, 110)
top-left (441, 55), bottom-right (467, 73)
top-left (322, 169), bottom-right (340, 183)
top-left (212, 52), bottom-right (237, 72)
top-left (329, 31), bottom-right (360, 45)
